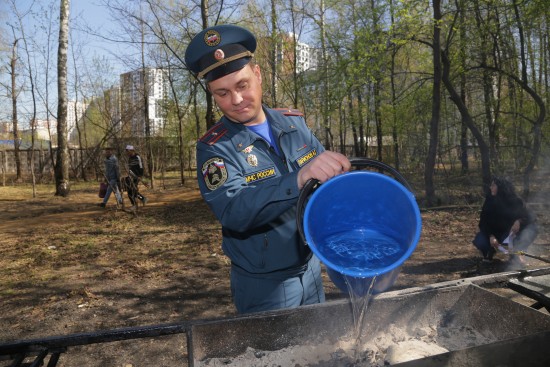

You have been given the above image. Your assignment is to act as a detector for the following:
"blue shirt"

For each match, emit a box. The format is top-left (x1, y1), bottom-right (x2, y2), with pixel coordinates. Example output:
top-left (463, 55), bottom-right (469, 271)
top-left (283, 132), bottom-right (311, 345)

top-left (246, 120), bottom-right (281, 156)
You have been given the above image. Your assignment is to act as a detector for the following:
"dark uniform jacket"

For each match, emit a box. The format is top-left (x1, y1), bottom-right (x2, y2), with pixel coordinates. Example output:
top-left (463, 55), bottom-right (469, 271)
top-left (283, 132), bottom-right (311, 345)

top-left (197, 106), bottom-right (325, 278)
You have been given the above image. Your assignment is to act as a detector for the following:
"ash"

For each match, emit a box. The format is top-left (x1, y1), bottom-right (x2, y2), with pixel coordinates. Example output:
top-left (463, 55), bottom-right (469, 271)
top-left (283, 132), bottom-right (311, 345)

top-left (195, 323), bottom-right (496, 366)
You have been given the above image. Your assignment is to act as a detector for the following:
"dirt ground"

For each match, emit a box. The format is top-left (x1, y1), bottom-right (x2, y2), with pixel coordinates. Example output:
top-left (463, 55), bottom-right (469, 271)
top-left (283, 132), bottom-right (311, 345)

top-left (1, 177), bottom-right (550, 366)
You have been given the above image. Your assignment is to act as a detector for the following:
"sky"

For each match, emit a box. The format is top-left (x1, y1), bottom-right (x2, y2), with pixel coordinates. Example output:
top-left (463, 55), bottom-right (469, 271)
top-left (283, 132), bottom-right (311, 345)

top-left (70, 0), bottom-right (128, 74)
top-left (0, 1), bottom-right (132, 123)
top-left (3, 0), bottom-right (128, 73)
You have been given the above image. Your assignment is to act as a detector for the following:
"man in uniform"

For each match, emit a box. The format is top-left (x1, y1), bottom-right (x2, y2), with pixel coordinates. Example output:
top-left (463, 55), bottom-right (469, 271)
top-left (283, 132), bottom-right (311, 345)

top-left (185, 24), bottom-right (351, 314)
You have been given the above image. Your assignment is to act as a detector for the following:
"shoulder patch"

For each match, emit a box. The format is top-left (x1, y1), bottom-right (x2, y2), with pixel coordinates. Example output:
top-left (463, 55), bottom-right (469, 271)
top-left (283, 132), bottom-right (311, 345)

top-left (273, 108), bottom-right (304, 117)
top-left (201, 157), bottom-right (228, 191)
top-left (199, 123), bottom-right (228, 146)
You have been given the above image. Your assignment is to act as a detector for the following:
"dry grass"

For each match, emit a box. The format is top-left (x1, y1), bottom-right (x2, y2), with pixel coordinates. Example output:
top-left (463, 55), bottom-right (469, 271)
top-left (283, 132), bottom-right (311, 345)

top-left (1, 175), bottom-right (549, 366)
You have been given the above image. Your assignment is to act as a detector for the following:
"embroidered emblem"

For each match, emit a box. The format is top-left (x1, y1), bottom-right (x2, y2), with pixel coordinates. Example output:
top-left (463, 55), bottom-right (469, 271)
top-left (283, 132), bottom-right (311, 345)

top-left (246, 154), bottom-right (258, 167)
top-left (204, 30), bottom-right (221, 47)
top-left (245, 167), bottom-right (276, 183)
top-left (296, 149), bottom-right (318, 167)
top-left (202, 157), bottom-right (227, 190)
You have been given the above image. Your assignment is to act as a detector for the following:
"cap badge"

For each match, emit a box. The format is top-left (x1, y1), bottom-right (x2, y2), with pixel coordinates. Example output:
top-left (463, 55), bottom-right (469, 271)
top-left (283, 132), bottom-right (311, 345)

top-left (204, 30), bottom-right (221, 47)
top-left (214, 49), bottom-right (225, 60)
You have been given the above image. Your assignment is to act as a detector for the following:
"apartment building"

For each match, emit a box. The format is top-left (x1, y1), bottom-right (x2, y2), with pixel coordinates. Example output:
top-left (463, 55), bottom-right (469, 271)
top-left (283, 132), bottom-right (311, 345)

top-left (120, 68), bottom-right (168, 137)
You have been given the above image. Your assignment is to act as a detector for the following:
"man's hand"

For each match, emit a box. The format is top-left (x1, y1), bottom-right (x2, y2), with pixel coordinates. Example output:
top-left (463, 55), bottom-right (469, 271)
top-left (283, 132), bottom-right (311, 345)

top-left (297, 151), bottom-right (351, 189)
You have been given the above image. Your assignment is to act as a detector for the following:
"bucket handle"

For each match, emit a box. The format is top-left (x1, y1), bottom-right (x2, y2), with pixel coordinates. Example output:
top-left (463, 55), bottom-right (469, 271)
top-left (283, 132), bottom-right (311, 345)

top-left (296, 157), bottom-right (413, 246)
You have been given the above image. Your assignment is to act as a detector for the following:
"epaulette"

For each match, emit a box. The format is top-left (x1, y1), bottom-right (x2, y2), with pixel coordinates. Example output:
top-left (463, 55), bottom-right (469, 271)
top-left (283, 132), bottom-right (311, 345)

top-left (199, 122), bottom-right (228, 146)
top-left (273, 108), bottom-right (304, 117)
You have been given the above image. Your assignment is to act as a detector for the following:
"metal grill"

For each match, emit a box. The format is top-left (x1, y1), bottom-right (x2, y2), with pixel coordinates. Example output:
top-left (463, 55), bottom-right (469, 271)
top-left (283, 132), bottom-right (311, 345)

top-left (2, 267), bottom-right (550, 367)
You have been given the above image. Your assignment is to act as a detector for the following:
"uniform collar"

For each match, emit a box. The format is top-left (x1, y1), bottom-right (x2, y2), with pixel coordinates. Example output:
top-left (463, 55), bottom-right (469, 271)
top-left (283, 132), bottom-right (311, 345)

top-left (224, 105), bottom-right (299, 152)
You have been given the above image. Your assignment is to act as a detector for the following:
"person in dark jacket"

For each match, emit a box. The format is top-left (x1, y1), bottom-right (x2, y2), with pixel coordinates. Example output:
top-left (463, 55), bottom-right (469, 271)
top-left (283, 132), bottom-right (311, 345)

top-left (124, 145), bottom-right (147, 209)
top-left (185, 25), bottom-right (351, 314)
top-left (99, 147), bottom-right (122, 208)
top-left (473, 176), bottom-right (537, 263)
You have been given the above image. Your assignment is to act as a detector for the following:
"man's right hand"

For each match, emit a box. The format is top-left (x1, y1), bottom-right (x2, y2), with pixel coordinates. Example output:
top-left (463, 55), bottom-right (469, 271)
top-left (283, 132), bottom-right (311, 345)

top-left (297, 151), bottom-right (351, 189)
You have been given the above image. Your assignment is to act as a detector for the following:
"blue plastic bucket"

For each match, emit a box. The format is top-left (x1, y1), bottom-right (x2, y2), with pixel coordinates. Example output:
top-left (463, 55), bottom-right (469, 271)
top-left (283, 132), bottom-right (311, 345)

top-left (303, 171), bottom-right (421, 296)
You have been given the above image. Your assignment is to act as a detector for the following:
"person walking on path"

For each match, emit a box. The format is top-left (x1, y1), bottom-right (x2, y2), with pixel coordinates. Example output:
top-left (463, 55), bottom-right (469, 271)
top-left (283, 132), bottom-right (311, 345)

top-left (124, 145), bottom-right (148, 210)
top-left (99, 147), bottom-right (122, 208)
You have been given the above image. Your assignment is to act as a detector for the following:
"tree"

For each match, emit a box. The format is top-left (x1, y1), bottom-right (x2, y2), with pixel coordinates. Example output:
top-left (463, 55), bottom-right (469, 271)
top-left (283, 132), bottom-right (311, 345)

top-left (18, 10), bottom-right (40, 197)
top-left (509, 0), bottom-right (545, 197)
top-left (424, 0), bottom-right (442, 207)
top-left (9, 33), bottom-right (22, 182)
top-left (439, 1), bottom-right (491, 190)
top-left (270, 0), bottom-right (279, 106)
top-left (200, 0), bottom-right (217, 129)
top-left (54, 0), bottom-right (70, 197)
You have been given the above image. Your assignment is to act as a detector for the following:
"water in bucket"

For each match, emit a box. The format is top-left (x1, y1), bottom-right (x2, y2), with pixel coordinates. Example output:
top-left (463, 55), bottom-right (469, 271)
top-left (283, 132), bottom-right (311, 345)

top-left (301, 169), bottom-right (421, 359)
top-left (302, 171), bottom-right (421, 296)
top-left (318, 229), bottom-right (407, 273)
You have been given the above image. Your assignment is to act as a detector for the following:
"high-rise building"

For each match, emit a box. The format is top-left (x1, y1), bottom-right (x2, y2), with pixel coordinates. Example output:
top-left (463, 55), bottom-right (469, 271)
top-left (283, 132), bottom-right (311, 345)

top-left (286, 32), bottom-right (319, 73)
top-left (256, 32), bottom-right (320, 107)
top-left (120, 68), bottom-right (168, 137)
top-left (257, 32), bottom-right (319, 75)
top-left (270, 33), bottom-right (319, 74)
top-left (105, 85), bottom-right (122, 133)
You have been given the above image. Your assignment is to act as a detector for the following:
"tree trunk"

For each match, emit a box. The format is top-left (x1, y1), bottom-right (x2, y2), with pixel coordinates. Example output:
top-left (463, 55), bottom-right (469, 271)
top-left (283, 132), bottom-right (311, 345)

top-left (442, 50), bottom-right (491, 191)
top-left (270, 0), bottom-right (278, 107)
top-left (424, 0), bottom-right (442, 207)
top-left (458, 5), bottom-right (468, 174)
top-left (55, 0), bottom-right (70, 197)
top-left (140, 15), bottom-right (154, 189)
top-left (200, 0), bottom-right (216, 129)
top-left (320, 0), bottom-right (332, 150)
top-left (389, 0), bottom-right (399, 170)
top-left (289, 9), bottom-right (300, 108)
top-left (512, 0), bottom-right (544, 198)
top-left (473, 1), bottom-right (499, 167)
top-left (167, 65), bottom-right (186, 186)
top-left (10, 37), bottom-right (22, 183)
top-left (357, 91), bottom-right (366, 156)
top-left (374, 82), bottom-right (383, 161)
